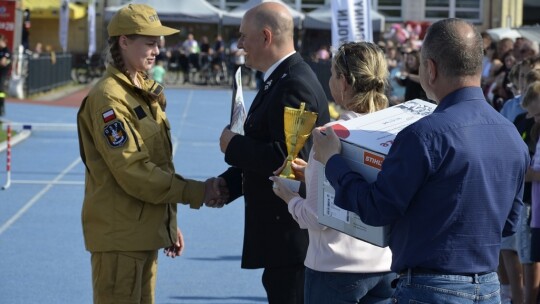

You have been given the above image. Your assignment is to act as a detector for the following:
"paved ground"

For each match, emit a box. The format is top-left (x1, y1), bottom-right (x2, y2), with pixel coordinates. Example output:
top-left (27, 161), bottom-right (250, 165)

top-left (0, 84), bottom-right (267, 304)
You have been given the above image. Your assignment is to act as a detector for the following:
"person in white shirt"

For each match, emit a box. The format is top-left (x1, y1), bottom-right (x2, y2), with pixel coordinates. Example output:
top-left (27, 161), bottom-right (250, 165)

top-left (271, 41), bottom-right (395, 304)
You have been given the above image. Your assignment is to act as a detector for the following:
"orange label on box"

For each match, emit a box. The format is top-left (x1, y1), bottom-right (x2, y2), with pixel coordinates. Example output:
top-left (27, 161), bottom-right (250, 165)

top-left (363, 151), bottom-right (384, 170)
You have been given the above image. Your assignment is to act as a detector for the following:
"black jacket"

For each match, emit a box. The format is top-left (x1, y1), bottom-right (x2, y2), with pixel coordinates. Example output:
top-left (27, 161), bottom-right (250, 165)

top-left (221, 53), bottom-right (330, 269)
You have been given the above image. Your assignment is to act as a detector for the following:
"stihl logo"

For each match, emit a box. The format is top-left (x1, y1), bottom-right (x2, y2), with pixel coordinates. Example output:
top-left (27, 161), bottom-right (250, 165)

top-left (363, 151), bottom-right (384, 170)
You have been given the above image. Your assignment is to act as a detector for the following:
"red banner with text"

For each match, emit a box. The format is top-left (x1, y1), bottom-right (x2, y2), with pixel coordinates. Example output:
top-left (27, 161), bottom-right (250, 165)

top-left (0, 1), bottom-right (16, 51)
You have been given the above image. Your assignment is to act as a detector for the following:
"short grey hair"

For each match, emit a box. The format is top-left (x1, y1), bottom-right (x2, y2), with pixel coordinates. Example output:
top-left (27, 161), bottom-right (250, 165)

top-left (421, 18), bottom-right (483, 78)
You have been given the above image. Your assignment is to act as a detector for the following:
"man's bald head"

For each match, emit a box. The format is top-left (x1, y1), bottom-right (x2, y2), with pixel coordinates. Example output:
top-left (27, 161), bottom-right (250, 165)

top-left (421, 18), bottom-right (483, 79)
top-left (245, 2), bottom-right (294, 48)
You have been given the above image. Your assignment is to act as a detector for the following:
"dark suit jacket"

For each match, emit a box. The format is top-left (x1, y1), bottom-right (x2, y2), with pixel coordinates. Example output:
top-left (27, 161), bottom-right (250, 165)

top-left (221, 53), bottom-right (330, 269)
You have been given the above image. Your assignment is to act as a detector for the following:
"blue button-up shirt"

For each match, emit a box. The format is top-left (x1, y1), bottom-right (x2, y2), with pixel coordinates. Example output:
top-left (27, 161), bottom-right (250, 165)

top-left (326, 87), bottom-right (530, 273)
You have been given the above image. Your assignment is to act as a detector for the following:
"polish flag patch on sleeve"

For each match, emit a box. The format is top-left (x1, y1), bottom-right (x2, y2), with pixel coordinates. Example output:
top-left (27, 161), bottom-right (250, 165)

top-left (102, 109), bottom-right (116, 123)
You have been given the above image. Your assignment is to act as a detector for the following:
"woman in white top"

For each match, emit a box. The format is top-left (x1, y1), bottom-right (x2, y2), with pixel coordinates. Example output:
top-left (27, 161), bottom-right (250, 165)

top-left (271, 41), bottom-right (395, 304)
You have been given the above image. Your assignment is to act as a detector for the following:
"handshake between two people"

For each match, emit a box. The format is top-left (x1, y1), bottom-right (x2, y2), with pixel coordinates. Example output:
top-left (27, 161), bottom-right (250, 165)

top-left (203, 177), bottom-right (229, 208)
top-left (198, 126), bottom-right (235, 209)
top-left (201, 158), bottom-right (308, 208)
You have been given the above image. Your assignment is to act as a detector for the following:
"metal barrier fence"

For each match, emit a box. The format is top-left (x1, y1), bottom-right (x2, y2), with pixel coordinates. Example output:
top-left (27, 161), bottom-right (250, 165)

top-left (25, 53), bottom-right (72, 95)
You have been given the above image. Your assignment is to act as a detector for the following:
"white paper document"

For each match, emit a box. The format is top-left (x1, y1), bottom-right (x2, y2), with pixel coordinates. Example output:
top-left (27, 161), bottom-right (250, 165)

top-left (230, 67), bottom-right (246, 135)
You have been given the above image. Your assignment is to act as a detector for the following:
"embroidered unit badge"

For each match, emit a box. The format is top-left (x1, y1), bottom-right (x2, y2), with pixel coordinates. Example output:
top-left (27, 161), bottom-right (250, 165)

top-left (103, 121), bottom-right (128, 148)
top-left (102, 109), bottom-right (116, 123)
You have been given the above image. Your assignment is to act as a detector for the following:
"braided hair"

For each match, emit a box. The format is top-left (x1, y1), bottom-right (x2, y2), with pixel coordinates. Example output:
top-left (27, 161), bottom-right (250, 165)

top-left (106, 36), bottom-right (130, 78)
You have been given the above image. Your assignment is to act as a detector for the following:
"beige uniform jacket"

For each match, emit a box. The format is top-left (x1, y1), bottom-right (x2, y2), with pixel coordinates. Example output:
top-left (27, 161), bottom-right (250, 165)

top-left (77, 65), bottom-right (204, 252)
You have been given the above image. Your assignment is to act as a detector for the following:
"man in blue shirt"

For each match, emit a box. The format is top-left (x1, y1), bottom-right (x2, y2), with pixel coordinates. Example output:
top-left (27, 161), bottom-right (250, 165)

top-left (312, 18), bottom-right (530, 303)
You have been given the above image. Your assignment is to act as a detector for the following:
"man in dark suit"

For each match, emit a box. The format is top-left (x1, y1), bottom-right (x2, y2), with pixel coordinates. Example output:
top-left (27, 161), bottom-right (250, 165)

top-left (214, 2), bottom-right (330, 303)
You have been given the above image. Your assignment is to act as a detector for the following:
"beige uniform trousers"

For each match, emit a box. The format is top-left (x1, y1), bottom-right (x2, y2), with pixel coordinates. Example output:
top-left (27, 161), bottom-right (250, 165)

top-left (91, 250), bottom-right (158, 304)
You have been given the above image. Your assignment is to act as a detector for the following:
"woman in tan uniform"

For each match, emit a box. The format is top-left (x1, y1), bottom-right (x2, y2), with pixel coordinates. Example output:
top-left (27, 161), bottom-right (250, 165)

top-left (77, 4), bottom-right (225, 304)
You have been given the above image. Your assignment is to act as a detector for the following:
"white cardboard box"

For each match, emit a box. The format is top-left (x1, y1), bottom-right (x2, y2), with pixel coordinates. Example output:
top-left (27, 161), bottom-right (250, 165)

top-left (317, 99), bottom-right (436, 247)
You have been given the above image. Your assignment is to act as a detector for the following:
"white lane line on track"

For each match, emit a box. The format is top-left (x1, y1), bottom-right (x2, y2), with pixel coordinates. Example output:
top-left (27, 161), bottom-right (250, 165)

top-left (0, 122), bottom-right (78, 131)
top-left (11, 180), bottom-right (85, 185)
top-left (172, 137), bottom-right (179, 157)
top-left (0, 157), bottom-right (82, 236)
top-left (176, 90), bottom-right (193, 140)
top-left (171, 90), bottom-right (193, 157)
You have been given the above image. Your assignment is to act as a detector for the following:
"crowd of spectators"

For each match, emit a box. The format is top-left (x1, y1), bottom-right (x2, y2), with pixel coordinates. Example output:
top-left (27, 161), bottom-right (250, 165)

top-left (147, 27), bottom-right (540, 122)
top-left (484, 37), bottom-right (540, 304)
top-left (149, 33), bottom-right (251, 87)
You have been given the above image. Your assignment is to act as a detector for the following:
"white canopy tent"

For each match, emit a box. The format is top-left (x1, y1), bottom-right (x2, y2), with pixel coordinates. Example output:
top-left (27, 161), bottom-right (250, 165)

top-left (486, 27), bottom-right (522, 42)
top-left (222, 0), bottom-right (305, 27)
top-left (487, 26), bottom-right (540, 45)
top-left (303, 3), bottom-right (385, 33)
top-left (518, 26), bottom-right (540, 45)
top-left (104, 0), bottom-right (226, 23)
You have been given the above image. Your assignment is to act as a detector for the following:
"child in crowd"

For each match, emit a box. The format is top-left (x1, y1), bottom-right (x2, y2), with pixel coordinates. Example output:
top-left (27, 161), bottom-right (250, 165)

top-left (151, 59), bottom-right (166, 84)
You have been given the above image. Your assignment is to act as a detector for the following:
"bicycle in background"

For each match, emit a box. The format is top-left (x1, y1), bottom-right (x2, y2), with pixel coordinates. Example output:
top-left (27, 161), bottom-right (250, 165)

top-left (71, 54), bottom-right (104, 84)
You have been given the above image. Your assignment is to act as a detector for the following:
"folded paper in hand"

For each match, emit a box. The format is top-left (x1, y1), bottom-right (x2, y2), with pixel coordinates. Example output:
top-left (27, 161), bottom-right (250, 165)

top-left (230, 67), bottom-right (246, 135)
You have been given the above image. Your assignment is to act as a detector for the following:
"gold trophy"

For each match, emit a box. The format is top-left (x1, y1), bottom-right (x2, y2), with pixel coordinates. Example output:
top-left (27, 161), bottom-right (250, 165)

top-left (280, 102), bottom-right (318, 179)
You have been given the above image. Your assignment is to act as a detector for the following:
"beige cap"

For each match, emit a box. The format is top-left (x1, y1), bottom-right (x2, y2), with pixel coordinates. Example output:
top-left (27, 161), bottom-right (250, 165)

top-left (107, 4), bottom-right (179, 37)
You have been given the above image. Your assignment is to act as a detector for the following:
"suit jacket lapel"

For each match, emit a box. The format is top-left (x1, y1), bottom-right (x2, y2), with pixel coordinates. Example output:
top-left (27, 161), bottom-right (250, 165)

top-left (247, 53), bottom-right (303, 116)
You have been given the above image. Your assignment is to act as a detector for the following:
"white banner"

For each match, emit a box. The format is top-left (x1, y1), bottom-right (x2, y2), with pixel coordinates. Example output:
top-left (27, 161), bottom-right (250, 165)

top-left (87, 0), bottom-right (96, 58)
top-left (59, 0), bottom-right (70, 53)
top-left (331, 0), bottom-right (372, 49)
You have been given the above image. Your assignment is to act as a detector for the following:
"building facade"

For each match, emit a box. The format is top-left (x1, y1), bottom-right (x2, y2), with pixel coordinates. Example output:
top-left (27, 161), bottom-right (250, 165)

top-left (206, 0), bottom-right (532, 30)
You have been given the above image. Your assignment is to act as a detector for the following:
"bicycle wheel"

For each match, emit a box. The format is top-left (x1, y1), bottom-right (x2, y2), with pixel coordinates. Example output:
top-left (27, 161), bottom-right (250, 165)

top-left (71, 68), bottom-right (89, 84)
top-left (164, 70), bottom-right (180, 85)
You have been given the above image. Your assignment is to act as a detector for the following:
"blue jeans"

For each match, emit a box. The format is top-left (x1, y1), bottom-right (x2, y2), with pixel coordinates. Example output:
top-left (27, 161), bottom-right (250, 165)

top-left (392, 270), bottom-right (501, 303)
top-left (304, 267), bottom-right (396, 304)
